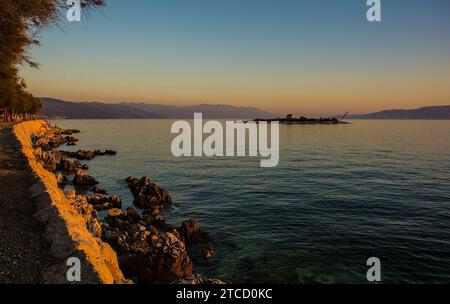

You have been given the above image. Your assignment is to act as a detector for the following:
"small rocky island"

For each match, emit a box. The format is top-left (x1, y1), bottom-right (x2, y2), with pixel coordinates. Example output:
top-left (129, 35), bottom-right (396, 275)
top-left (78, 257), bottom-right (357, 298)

top-left (253, 113), bottom-right (349, 124)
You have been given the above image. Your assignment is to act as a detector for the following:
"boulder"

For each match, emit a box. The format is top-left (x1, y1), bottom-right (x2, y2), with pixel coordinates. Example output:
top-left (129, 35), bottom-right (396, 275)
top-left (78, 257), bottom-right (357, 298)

top-left (142, 208), bottom-right (167, 229)
top-left (92, 186), bottom-right (107, 194)
top-left (178, 219), bottom-right (200, 246)
top-left (65, 136), bottom-right (79, 145)
top-left (76, 150), bottom-right (96, 160)
top-left (94, 149), bottom-right (117, 156)
top-left (58, 149), bottom-right (117, 161)
top-left (73, 168), bottom-right (98, 186)
top-left (86, 193), bottom-right (122, 211)
top-left (126, 207), bottom-right (142, 224)
top-left (102, 208), bottom-right (151, 256)
top-left (138, 232), bottom-right (193, 283)
top-left (125, 176), bottom-right (172, 209)
top-left (67, 195), bottom-right (102, 238)
top-left (33, 131), bottom-right (66, 150)
top-left (57, 157), bottom-right (77, 173)
top-left (74, 159), bottom-right (89, 170)
top-left (40, 151), bottom-right (57, 172)
top-left (61, 129), bottom-right (80, 135)
top-left (177, 220), bottom-right (215, 261)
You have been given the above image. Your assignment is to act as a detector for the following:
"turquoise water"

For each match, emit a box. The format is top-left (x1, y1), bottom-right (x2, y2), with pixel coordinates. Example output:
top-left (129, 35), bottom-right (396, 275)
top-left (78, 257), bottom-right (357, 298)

top-left (51, 119), bottom-right (450, 283)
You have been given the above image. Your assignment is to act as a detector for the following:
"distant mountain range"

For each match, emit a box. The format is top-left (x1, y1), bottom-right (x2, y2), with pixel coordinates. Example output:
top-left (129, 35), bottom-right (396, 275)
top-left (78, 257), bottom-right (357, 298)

top-left (350, 105), bottom-right (450, 120)
top-left (39, 98), bottom-right (274, 119)
top-left (39, 98), bottom-right (450, 120)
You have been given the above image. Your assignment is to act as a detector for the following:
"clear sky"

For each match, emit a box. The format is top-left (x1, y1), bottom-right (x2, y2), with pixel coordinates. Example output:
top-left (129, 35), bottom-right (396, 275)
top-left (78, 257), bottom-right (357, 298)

top-left (20, 0), bottom-right (450, 116)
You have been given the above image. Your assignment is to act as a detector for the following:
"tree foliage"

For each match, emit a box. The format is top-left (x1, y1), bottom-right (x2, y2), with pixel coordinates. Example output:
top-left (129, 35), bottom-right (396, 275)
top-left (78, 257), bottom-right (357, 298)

top-left (0, 0), bottom-right (104, 117)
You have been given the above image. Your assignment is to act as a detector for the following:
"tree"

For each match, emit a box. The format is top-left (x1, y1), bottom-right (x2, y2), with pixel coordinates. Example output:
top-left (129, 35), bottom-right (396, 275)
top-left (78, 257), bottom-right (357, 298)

top-left (0, 0), bottom-right (105, 121)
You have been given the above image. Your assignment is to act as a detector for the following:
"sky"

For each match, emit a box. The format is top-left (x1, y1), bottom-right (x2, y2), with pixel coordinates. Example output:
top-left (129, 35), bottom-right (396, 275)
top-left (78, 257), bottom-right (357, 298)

top-left (19, 0), bottom-right (450, 116)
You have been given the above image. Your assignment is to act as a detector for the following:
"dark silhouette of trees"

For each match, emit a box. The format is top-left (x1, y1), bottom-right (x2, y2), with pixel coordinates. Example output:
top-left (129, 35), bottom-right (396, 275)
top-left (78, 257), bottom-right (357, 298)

top-left (0, 0), bottom-right (104, 121)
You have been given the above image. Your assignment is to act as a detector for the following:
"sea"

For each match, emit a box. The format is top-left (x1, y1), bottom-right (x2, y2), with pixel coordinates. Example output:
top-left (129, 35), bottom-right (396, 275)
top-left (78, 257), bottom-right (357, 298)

top-left (51, 119), bottom-right (450, 283)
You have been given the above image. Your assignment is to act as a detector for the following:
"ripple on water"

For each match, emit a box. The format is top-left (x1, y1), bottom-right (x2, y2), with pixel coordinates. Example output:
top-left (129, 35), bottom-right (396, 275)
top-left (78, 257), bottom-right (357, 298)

top-left (51, 119), bottom-right (450, 283)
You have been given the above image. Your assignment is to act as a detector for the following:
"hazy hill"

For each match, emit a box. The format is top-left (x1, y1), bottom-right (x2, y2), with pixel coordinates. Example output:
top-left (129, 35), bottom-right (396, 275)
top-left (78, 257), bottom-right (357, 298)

top-left (120, 102), bottom-right (273, 119)
top-left (350, 105), bottom-right (450, 120)
top-left (40, 98), bottom-right (273, 119)
top-left (40, 98), bottom-right (162, 119)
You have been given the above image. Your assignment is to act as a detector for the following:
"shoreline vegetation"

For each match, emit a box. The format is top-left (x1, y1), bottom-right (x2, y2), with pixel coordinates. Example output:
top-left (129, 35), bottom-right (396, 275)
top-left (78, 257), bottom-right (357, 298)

top-left (13, 120), bottom-right (224, 284)
top-left (1, 1), bottom-right (106, 129)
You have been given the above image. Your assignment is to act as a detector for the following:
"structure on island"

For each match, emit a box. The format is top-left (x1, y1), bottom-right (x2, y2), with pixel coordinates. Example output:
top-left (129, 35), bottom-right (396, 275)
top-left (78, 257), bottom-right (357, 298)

top-left (253, 112), bottom-right (349, 125)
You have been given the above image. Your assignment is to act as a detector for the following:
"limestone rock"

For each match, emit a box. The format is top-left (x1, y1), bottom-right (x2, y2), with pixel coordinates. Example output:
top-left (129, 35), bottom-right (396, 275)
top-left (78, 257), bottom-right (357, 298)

top-left (73, 168), bottom-right (98, 186)
top-left (125, 176), bottom-right (172, 209)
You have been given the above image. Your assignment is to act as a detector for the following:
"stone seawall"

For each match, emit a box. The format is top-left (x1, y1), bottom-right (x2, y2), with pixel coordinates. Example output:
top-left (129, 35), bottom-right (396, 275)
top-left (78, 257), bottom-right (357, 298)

top-left (13, 120), bottom-right (129, 284)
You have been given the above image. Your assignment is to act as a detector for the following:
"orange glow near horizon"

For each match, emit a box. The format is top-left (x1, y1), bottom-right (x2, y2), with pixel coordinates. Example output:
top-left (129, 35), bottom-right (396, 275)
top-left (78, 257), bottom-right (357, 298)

top-left (18, 0), bottom-right (450, 117)
top-left (21, 59), bottom-right (450, 116)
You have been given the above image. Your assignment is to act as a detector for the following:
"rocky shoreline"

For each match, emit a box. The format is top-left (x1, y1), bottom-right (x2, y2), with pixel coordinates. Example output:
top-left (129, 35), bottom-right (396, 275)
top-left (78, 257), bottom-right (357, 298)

top-left (18, 120), bottom-right (222, 284)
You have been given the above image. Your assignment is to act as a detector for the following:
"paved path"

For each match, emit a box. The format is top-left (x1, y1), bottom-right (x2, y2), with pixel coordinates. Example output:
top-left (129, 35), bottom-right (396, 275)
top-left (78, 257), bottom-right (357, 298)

top-left (0, 125), bottom-right (53, 283)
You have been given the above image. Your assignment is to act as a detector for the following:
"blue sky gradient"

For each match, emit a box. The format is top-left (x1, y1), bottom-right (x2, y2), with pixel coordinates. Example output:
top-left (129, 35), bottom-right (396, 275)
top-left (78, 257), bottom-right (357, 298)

top-left (21, 0), bottom-right (450, 115)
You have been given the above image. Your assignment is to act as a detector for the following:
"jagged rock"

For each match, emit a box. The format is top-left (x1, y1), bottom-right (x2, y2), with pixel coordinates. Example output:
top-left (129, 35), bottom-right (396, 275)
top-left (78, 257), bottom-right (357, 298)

top-left (174, 274), bottom-right (225, 285)
top-left (65, 136), bottom-right (79, 145)
top-left (34, 133), bottom-right (66, 150)
top-left (94, 149), bottom-right (117, 156)
top-left (57, 157), bottom-right (76, 172)
top-left (55, 173), bottom-right (68, 188)
top-left (92, 186), bottom-right (107, 194)
top-left (138, 232), bottom-right (193, 283)
top-left (33, 137), bottom-right (49, 150)
top-left (40, 151), bottom-right (57, 172)
top-left (61, 129), bottom-right (80, 135)
top-left (86, 193), bottom-right (122, 211)
top-left (57, 157), bottom-right (88, 173)
top-left (58, 149), bottom-right (116, 161)
top-left (142, 208), bottom-right (167, 229)
top-left (31, 126), bottom-right (80, 150)
top-left (126, 207), bottom-right (141, 224)
top-left (67, 195), bottom-right (102, 238)
top-left (177, 220), bottom-right (215, 261)
top-left (125, 176), bottom-right (172, 209)
top-left (102, 208), bottom-right (151, 256)
top-left (90, 175), bottom-right (214, 284)
top-left (75, 150), bottom-right (95, 160)
top-left (74, 159), bottom-right (89, 170)
top-left (101, 201), bottom-right (217, 283)
top-left (73, 168), bottom-right (98, 186)
top-left (178, 219), bottom-right (200, 246)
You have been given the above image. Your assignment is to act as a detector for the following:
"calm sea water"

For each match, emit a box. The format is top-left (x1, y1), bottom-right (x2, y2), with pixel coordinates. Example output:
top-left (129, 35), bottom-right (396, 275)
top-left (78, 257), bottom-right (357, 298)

top-left (51, 119), bottom-right (450, 283)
